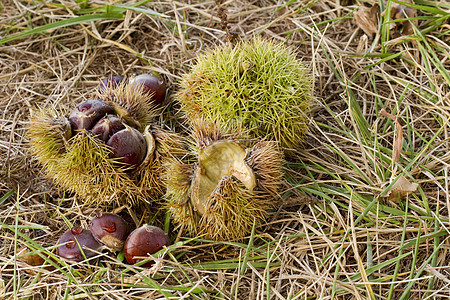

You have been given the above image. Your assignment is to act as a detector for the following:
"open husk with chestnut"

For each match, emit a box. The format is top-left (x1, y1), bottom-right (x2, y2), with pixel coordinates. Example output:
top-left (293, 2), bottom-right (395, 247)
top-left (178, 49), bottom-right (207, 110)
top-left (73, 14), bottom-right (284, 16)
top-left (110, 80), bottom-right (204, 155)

top-left (28, 76), bottom-right (183, 206)
top-left (163, 122), bottom-right (284, 240)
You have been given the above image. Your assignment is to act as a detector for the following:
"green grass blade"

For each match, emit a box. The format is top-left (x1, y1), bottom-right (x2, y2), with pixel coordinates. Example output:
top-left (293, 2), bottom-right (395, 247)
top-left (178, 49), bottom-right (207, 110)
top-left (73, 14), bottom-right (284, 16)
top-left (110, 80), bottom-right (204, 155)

top-left (0, 189), bottom-right (14, 206)
top-left (393, 0), bottom-right (449, 15)
top-left (426, 203), bottom-right (441, 297)
top-left (387, 197), bottom-right (409, 299)
top-left (398, 239), bottom-right (445, 300)
top-left (346, 251), bottom-right (412, 281)
top-left (0, 12), bottom-right (124, 45)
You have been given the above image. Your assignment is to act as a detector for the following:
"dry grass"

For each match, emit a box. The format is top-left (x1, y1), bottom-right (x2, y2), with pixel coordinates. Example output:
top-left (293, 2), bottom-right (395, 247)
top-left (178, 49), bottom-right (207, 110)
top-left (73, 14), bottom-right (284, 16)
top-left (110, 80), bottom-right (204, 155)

top-left (1, 0), bottom-right (450, 299)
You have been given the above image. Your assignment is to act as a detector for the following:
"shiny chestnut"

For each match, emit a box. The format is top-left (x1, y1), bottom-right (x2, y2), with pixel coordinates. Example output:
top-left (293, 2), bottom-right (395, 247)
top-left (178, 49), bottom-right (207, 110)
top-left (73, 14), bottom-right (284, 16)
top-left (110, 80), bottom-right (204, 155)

top-left (98, 76), bottom-right (125, 93)
top-left (107, 126), bottom-right (147, 167)
top-left (89, 212), bottom-right (130, 252)
top-left (129, 74), bottom-right (166, 105)
top-left (69, 99), bottom-right (115, 132)
top-left (124, 225), bottom-right (170, 267)
top-left (56, 226), bottom-right (102, 262)
top-left (90, 115), bottom-right (125, 142)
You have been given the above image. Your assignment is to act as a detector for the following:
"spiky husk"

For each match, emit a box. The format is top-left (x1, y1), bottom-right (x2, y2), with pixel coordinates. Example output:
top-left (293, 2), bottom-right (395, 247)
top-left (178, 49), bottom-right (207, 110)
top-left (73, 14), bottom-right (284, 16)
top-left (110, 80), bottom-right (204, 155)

top-left (27, 108), bottom-right (71, 165)
top-left (28, 109), bottom-right (184, 207)
top-left (134, 125), bottom-right (188, 198)
top-left (163, 123), bottom-right (284, 240)
top-left (201, 178), bottom-right (261, 240)
top-left (53, 131), bottom-right (149, 205)
top-left (98, 79), bottom-right (160, 129)
top-left (163, 156), bottom-right (197, 234)
top-left (176, 37), bottom-right (313, 149)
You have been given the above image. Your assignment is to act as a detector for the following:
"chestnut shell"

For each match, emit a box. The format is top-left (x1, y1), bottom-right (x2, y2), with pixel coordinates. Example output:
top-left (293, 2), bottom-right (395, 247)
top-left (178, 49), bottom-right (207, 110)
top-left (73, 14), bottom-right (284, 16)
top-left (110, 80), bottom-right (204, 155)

top-left (89, 212), bottom-right (130, 252)
top-left (107, 126), bottom-right (147, 167)
top-left (90, 115), bottom-right (126, 142)
top-left (69, 99), bottom-right (115, 132)
top-left (129, 74), bottom-right (166, 106)
top-left (56, 226), bottom-right (102, 262)
top-left (124, 225), bottom-right (170, 267)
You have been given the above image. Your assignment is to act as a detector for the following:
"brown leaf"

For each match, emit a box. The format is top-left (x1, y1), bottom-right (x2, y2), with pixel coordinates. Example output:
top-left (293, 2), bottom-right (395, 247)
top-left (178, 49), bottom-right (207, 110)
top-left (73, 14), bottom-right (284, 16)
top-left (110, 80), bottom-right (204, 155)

top-left (354, 4), bottom-right (380, 36)
top-left (17, 247), bottom-right (56, 274)
top-left (18, 247), bottom-right (45, 266)
top-left (385, 175), bottom-right (418, 202)
top-left (382, 0), bottom-right (418, 37)
top-left (380, 109), bottom-right (403, 164)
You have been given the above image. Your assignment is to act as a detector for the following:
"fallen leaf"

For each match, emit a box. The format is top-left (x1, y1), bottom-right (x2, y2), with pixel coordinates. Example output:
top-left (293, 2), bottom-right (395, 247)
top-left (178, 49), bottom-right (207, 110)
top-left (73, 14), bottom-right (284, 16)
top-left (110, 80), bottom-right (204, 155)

top-left (17, 247), bottom-right (56, 274)
top-left (382, 0), bottom-right (418, 37)
top-left (385, 175), bottom-right (418, 202)
top-left (354, 1), bottom-right (418, 39)
top-left (17, 247), bottom-right (45, 266)
top-left (380, 109), bottom-right (403, 165)
top-left (354, 4), bottom-right (380, 36)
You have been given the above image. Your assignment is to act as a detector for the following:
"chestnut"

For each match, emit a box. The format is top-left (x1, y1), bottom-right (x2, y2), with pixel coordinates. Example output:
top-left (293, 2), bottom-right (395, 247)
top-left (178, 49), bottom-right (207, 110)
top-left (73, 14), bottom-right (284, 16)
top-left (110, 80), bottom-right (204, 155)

top-left (124, 225), bottom-right (170, 267)
top-left (69, 99), bottom-right (115, 132)
top-left (98, 76), bottom-right (125, 93)
top-left (129, 74), bottom-right (166, 105)
top-left (107, 126), bottom-right (147, 167)
top-left (90, 115), bottom-right (126, 142)
top-left (56, 226), bottom-right (102, 262)
top-left (89, 212), bottom-right (130, 252)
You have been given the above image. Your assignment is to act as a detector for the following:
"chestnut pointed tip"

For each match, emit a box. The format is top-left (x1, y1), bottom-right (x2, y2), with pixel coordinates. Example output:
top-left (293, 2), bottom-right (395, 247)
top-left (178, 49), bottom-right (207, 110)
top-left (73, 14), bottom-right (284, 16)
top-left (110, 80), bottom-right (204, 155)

top-left (89, 212), bottom-right (130, 252)
top-left (57, 227), bottom-right (102, 262)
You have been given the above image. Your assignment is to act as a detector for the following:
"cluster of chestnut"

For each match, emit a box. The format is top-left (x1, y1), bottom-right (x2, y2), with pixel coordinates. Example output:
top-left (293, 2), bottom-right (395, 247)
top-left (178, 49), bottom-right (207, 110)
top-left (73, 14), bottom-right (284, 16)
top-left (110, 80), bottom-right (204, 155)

top-left (53, 76), bottom-right (172, 266)
top-left (57, 212), bottom-right (170, 267)
top-left (69, 99), bottom-right (147, 167)
top-left (68, 74), bottom-right (166, 168)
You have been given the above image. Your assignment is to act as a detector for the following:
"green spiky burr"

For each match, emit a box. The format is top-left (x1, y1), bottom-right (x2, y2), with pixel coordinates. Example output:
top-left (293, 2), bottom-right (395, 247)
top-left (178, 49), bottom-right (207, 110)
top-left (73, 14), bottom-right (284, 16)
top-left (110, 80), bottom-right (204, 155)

top-left (176, 37), bottom-right (314, 150)
top-left (163, 122), bottom-right (284, 240)
top-left (27, 80), bottom-right (180, 207)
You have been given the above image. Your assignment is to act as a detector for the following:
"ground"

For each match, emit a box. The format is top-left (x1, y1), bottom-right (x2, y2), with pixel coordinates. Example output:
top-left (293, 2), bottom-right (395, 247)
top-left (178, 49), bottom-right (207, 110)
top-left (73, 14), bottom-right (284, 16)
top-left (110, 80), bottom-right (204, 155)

top-left (0, 0), bottom-right (449, 299)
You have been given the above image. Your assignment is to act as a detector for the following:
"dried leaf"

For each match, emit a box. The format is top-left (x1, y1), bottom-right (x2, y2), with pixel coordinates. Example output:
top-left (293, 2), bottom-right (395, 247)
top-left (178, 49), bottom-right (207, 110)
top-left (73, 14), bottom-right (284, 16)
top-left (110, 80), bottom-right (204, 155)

top-left (380, 109), bottom-right (403, 164)
top-left (18, 247), bottom-right (45, 266)
top-left (17, 247), bottom-right (56, 274)
top-left (382, 0), bottom-right (418, 37)
top-left (356, 34), bottom-right (369, 54)
top-left (386, 175), bottom-right (418, 202)
top-left (354, 4), bottom-right (380, 36)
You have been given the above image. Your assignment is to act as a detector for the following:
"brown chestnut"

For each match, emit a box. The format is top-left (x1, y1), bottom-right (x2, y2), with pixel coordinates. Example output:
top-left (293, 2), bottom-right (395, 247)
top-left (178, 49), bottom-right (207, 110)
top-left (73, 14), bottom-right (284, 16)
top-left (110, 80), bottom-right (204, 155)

top-left (107, 126), bottom-right (147, 167)
top-left (98, 76), bottom-right (125, 93)
top-left (56, 226), bottom-right (102, 262)
top-left (69, 99), bottom-right (115, 132)
top-left (124, 225), bottom-right (170, 267)
top-left (129, 74), bottom-right (166, 105)
top-left (90, 115), bottom-right (126, 142)
top-left (89, 212), bottom-right (130, 252)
